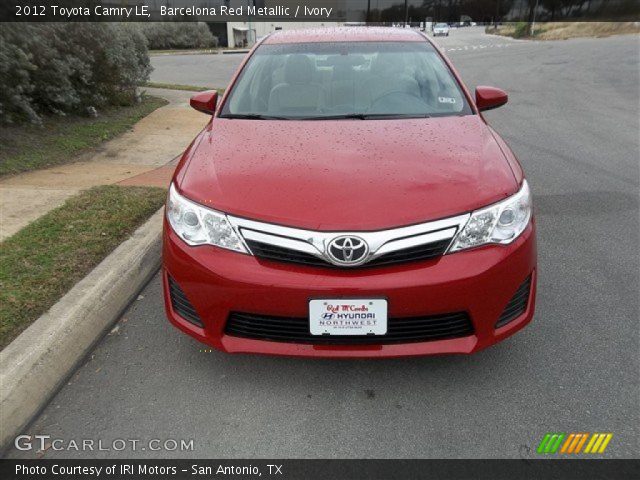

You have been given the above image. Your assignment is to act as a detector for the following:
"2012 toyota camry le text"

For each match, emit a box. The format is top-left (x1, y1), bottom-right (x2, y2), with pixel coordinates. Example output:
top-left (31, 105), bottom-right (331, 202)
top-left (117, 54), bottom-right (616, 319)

top-left (162, 27), bottom-right (537, 358)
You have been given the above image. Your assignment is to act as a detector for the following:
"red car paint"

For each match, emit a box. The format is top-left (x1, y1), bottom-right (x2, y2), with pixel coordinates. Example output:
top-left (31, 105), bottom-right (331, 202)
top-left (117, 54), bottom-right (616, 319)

top-left (178, 116), bottom-right (518, 231)
top-left (163, 28), bottom-right (537, 358)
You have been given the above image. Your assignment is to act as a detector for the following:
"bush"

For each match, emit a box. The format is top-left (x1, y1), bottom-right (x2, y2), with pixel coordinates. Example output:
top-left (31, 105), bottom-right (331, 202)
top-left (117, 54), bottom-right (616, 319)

top-left (513, 22), bottom-right (530, 38)
top-left (0, 23), bottom-right (151, 124)
top-left (140, 23), bottom-right (218, 50)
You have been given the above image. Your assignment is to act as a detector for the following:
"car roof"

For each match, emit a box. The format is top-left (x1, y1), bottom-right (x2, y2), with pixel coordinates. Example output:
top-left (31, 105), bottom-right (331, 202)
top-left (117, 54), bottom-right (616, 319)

top-left (262, 27), bottom-right (426, 45)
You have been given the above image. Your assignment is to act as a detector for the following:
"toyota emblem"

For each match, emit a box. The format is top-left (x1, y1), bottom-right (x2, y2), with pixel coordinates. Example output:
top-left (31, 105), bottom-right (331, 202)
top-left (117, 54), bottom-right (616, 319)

top-left (326, 236), bottom-right (369, 266)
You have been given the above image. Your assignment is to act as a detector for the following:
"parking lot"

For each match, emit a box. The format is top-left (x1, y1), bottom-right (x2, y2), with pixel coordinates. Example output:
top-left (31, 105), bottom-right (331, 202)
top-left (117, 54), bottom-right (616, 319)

top-left (8, 28), bottom-right (639, 459)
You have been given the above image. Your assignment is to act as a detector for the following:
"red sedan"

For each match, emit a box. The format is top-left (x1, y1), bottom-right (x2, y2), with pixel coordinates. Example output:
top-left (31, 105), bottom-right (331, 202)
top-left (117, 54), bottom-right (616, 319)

top-left (162, 27), bottom-right (537, 358)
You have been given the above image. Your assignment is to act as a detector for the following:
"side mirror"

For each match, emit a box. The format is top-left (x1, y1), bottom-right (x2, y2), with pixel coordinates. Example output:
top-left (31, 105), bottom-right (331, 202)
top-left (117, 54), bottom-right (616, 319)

top-left (190, 90), bottom-right (218, 115)
top-left (475, 86), bottom-right (508, 112)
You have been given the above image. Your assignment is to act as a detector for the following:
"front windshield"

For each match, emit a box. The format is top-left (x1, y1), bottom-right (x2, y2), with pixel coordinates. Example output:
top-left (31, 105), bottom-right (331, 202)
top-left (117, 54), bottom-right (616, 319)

top-left (220, 41), bottom-right (472, 119)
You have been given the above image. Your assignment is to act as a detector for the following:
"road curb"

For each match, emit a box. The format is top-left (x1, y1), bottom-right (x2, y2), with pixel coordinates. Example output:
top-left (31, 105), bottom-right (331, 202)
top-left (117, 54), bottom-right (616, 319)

top-left (221, 49), bottom-right (250, 54)
top-left (0, 208), bottom-right (164, 450)
top-left (149, 49), bottom-right (217, 56)
top-left (484, 32), bottom-right (529, 42)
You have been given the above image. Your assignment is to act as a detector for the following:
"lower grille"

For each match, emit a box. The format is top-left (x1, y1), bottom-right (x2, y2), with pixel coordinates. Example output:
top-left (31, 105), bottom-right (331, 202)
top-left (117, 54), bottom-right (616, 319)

top-left (245, 238), bottom-right (450, 269)
top-left (225, 311), bottom-right (473, 345)
top-left (495, 276), bottom-right (532, 328)
top-left (168, 276), bottom-right (203, 327)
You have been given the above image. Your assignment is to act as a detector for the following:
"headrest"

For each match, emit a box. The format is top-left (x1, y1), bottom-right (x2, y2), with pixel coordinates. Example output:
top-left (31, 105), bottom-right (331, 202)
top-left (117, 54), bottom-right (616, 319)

top-left (284, 54), bottom-right (314, 85)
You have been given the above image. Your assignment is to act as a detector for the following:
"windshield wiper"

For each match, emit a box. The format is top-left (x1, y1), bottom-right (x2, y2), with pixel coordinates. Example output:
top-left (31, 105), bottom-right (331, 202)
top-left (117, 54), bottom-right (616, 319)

top-left (366, 113), bottom-right (431, 119)
top-left (297, 113), bottom-right (431, 120)
top-left (219, 113), bottom-right (432, 120)
top-left (219, 113), bottom-right (292, 120)
top-left (301, 113), bottom-right (369, 120)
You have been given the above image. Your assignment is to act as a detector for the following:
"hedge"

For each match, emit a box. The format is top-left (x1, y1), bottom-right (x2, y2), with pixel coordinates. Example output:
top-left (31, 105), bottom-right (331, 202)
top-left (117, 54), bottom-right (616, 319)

top-left (140, 23), bottom-right (218, 50)
top-left (0, 23), bottom-right (151, 124)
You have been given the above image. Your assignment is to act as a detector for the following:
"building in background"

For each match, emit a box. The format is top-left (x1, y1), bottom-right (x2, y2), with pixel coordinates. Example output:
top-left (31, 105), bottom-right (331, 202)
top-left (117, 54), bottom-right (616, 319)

top-left (221, 0), bottom-right (344, 47)
top-left (224, 21), bottom-right (343, 48)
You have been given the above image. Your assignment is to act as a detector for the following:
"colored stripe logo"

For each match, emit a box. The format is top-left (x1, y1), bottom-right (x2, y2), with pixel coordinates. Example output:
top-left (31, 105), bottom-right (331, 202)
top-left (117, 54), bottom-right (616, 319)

top-left (537, 433), bottom-right (613, 454)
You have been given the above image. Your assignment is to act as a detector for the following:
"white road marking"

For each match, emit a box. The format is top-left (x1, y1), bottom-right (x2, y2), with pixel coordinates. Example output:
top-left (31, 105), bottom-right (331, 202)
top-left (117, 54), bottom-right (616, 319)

top-left (443, 43), bottom-right (515, 52)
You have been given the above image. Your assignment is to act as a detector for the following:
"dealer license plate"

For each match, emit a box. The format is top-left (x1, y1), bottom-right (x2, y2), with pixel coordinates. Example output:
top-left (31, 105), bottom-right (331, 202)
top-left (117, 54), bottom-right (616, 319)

top-left (309, 299), bottom-right (388, 336)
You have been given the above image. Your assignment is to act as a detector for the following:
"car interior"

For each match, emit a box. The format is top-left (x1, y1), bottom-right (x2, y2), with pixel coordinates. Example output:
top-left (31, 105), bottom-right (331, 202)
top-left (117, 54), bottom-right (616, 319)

top-left (226, 46), bottom-right (469, 117)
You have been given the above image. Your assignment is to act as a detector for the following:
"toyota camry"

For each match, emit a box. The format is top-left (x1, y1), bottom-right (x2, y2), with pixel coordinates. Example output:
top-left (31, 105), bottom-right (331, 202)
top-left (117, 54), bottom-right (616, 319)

top-left (163, 27), bottom-right (537, 358)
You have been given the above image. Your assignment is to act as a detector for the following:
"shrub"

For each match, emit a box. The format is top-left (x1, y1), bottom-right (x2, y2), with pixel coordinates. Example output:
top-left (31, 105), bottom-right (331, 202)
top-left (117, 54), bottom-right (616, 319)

top-left (513, 22), bottom-right (530, 38)
top-left (140, 23), bottom-right (218, 50)
top-left (0, 29), bottom-right (38, 123)
top-left (0, 23), bottom-right (151, 124)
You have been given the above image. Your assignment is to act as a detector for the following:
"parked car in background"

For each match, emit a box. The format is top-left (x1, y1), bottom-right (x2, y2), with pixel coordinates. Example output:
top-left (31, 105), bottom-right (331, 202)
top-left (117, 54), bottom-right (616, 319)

top-left (433, 23), bottom-right (450, 36)
top-left (163, 27), bottom-right (536, 358)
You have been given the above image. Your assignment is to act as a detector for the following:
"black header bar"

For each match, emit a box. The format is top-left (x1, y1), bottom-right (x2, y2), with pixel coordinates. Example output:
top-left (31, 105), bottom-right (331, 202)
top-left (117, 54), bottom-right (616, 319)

top-left (1, 0), bottom-right (638, 22)
top-left (1, 459), bottom-right (639, 480)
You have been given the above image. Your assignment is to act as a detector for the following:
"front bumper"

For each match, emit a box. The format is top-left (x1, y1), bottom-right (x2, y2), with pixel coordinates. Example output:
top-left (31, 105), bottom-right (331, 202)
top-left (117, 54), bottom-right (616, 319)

top-left (162, 217), bottom-right (537, 358)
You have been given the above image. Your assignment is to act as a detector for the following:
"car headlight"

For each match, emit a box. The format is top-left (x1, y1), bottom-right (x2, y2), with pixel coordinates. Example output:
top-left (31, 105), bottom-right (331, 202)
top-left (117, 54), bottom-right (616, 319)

top-left (449, 180), bottom-right (532, 252)
top-left (166, 183), bottom-right (248, 253)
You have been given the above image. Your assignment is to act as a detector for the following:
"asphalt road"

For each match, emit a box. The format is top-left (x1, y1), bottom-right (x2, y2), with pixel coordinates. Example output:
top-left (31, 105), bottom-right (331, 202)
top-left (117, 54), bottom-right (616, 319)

top-left (8, 28), bottom-right (639, 459)
top-left (150, 51), bottom-right (244, 89)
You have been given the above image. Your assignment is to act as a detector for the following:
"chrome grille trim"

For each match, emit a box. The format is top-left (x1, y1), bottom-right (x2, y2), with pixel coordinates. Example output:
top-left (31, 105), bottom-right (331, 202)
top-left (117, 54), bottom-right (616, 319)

top-left (227, 213), bottom-right (470, 268)
top-left (373, 228), bottom-right (457, 256)
top-left (242, 229), bottom-right (321, 257)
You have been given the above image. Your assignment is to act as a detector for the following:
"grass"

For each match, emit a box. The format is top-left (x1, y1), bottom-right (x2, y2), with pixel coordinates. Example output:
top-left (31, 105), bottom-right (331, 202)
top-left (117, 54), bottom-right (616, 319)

top-left (487, 22), bottom-right (640, 40)
top-left (0, 96), bottom-right (167, 177)
top-left (144, 82), bottom-right (225, 93)
top-left (0, 185), bottom-right (167, 349)
top-left (532, 22), bottom-right (640, 40)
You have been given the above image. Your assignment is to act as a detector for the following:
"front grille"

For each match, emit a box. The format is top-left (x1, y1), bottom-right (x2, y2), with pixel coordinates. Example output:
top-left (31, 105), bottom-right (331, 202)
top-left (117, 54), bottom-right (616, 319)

top-left (245, 238), bottom-right (450, 269)
top-left (168, 276), bottom-right (203, 327)
top-left (367, 239), bottom-right (451, 267)
top-left (246, 240), bottom-right (328, 267)
top-left (225, 311), bottom-right (474, 345)
top-left (495, 276), bottom-right (532, 328)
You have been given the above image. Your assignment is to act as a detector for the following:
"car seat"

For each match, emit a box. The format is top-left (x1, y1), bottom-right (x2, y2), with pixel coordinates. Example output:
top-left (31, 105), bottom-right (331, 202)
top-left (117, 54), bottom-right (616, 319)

top-left (268, 55), bottom-right (326, 115)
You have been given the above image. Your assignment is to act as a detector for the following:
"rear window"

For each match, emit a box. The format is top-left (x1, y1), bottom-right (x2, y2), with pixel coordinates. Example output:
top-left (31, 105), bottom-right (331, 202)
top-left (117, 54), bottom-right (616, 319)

top-left (220, 41), bottom-right (472, 119)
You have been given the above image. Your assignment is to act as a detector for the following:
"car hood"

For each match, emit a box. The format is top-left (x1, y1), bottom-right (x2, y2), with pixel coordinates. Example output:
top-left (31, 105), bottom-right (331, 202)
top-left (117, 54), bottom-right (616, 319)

top-left (179, 115), bottom-right (518, 231)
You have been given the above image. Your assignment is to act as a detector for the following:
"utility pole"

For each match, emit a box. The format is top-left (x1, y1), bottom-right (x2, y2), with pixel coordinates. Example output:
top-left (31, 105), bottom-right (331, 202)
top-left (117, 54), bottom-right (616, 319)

top-left (530, 0), bottom-right (539, 36)
top-left (247, 0), bottom-right (254, 46)
top-left (404, 0), bottom-right (409, 27)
